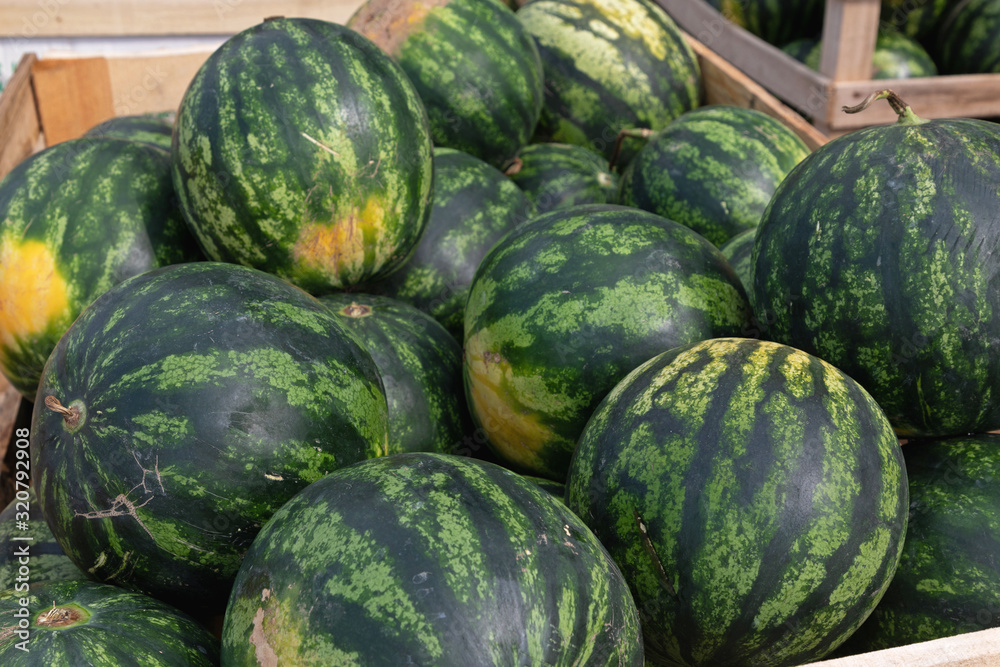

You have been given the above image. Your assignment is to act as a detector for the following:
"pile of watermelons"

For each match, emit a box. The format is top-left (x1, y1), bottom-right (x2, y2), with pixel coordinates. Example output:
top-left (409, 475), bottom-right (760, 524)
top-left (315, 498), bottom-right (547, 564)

top-left (1, 0), bottom-right (1000, 664)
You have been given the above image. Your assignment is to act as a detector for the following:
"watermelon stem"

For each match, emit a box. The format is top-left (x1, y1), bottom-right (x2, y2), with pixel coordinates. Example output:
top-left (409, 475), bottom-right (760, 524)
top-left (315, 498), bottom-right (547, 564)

top-left (841, 89), bottom-right (928, 125)
top-left (44, 395), bottom-right (81, 429)
top-left (609, 128), bottom-right (655, 171)
top-left (504, 157), bottom-right (523, 176)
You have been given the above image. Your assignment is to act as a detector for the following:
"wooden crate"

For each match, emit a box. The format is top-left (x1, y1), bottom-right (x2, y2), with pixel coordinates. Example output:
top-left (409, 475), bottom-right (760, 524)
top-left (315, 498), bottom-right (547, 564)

top-left (657, 0), bottom-right (1000, 136)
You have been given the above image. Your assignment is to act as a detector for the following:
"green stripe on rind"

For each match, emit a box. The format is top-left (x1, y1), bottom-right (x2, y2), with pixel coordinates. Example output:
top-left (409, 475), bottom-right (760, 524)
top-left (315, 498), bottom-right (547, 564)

top-left (83, 114), bottom-right (174, 151)
top-left (751, 118), bottom-right (1000, 436)
top-left (834, 434), bottom-right (1000, 655)
top-left (618, 105), bottom-right (810, 246)
top-left (517, 0), bottom-right (701, 166)
top-left (0, 580), bottom-right (218, 665)
top-left (31, 262), bottom-right (389, 612)
top-left (719, 228), bottom-right (755, 302)
top-left (565, 337), bottom-right (908, 666)
top-left (507, 141), bottom-right (619, 214)
top-left (171, 18), bottom-right (434, 293)
top-left (320, 292), bottom-right (474, 456)
top-left (367, 147), bottom-right (535, 340)
top-left (463, 204), bottom-right (752, 481)
top-left (221, 453), bottom-right (643, 666)
top-left (0, 137), bottom-right (201, 398)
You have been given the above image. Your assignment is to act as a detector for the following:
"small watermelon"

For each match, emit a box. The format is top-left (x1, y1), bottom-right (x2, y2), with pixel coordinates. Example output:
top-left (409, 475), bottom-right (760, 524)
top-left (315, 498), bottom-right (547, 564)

top-left (171, 17), bottom-right (434, 294)
top-left (0, 579), bottom-right (218, 665)
top-left (565, 337), bottom-right (908, 666)
top-left (348, 0), bottom-right (544, 168)
top-left (618, 105), bottom-right (811, 246)
top-left (83, 113), bottom-right (174, 151)
top-left (0, 487), bottom-right (84, 590)
top-left (320, 292), bottom-right (474, 456)
top-left (31, 262), bottom-right (389, 613)
top-left (222, 453), bottom-right (644, 665)
top-left (505, 142), bottom-right (619, 214)
top-left (464, 203), bottom-right (752, 481)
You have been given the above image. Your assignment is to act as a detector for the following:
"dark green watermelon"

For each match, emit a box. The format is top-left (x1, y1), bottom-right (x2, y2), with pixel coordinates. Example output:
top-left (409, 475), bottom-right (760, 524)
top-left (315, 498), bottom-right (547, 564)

top-left (880, 0), bottom-right (956, 49)
top-left (618, 105), bottom-right (811, 246)
top-left (936, 0), bottom-right (1000, 74)
top-left (0, 136), bottom-right (202, 399)
top-left (505, 142), bottom-right (618, 214)
top-left (83, 114), bottom-right (174, 151)
top-left (0, 486), bottom-right (84, 591)
top-left (171, 17), bottom-right (434, 294)
top-left (752, 91), bottom-right (1000, 437)
top-left (365, 147), bottom-right (534, 341)
top-left (565, 337), bottom-right (908, 666)
top-left (348, 0), bottom-right (544, 168)
top-left (517, 0), bottom-right (701, 166)
top-left (320, 292), bottom-right (473, 456)
top-left (833, 433), bottom-right (1000, 655)
top-left (783, 32), bottom-right (938, 79)
top-left (708, 0), bottom-right (825, 47)
top-left (222, 453), bottom-right (643, 665)
top-left (719, 227), bottom-right (754, 299)
top-left (464, 203), bottom-right (752, 481)
top-left (31, 262), bottom-right (389, 613)
top-left (0, 579), bottom-right (218, 665)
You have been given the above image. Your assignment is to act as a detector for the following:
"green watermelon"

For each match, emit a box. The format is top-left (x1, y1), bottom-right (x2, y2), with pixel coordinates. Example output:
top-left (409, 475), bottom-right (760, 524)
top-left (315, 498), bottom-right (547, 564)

top-left (31, 261), bottom-right (389, 613)
top-left (0, 579), bottom-right (218, 665)
top-left (718, 227), bottom-right (754, 299)
top-left (834, 433), bottom-right (1000, 654)
top-left (618, 105), bottom-right (811, 246)
top-left (517, 0), bottom-right (701, 166)
top-left (365, 147), bottom-right (534, 341)
top-left (171, 17), bottom-right (434, 294)
top-left (0, 136), bottom-right (201, 399)
top-left (464, 203), bottom-right (752, 481)
top-left (348, 0), bottom-right (544, 169)
top-left (505, 142), bottom-right (619, 214)
top-left (708, 0), bottom-right (825, 47)
top-left (0, 486), bottom-right (84, 591)
top-left (565, 337), bottom-right (908, 666)
top-left (936, 0), bottom-right (1000, 74)
top-left (880, 0), bottom-right (956, 48)
top-left (83, 114), bottom-right (174, 151)
top-left (222, 452), bottom-right (643, 665)
top-left (782, 32), bottom-right (938, 79)
top-left (320, 292), bottom-right (473, 456)
top-left (752, 90), bottom-right (1000, 437)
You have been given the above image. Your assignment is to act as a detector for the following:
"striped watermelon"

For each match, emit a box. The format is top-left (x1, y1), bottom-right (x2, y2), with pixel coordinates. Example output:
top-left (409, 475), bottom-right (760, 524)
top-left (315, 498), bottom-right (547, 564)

top-left (171, 17), bottom-right (434, 294)
top-left (320, 292), bottom-right (473, 456)
top-left (505, 142), bottom-right (619, 214)
top-left (516, 0), bottom-right (701, 166)
top-left (0, 487), bottom-right (84, 591)
top-left (618, 105), bottom-right (811, 246)
top-left (0, 579), bottom-right (218, 665)
top-left (0, 136), bottom-right (201, 399)
top-left (708, 0), bottom-right (825, 47)
top-left (936, 0), bottom-right (1000, 74)
top-left (783, 32), bottom-right (938, 79)
top-left (366, 147), bottom-right (534, 341)
top-left (83, 113), bottom-right (174, 151)
top-left (222, 452), bottom-right (644, 665)
top-left (565, 337), bottom-right (908, 666)
top-left (880, 0), bottom-right (954, 51)
top-left (464, 203), bottom-right (752, 481)
top-left (31, 262), bottom-right (388, 612)
top-left (348, 0), bottom-right (544, 168)
top-left (719, 227), bottom-right (754, 300)
top-left (752, 91), bottom-right (1000, 436)
top-left (834, 433), bottom-right (1000, 654)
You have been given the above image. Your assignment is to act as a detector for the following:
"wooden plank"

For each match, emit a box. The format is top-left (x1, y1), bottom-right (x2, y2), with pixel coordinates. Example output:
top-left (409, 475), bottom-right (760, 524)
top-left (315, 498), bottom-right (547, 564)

top-left (104, 49), bottom-right (214, 118)
top-left (31, 56), bottom-right (114, 146)
top-left (0, 53), bottom-right (42, 180)
top-left (817, 0), bottom-right (880, 81)
top-left (812, 627), bottom-right (1000, 666)
top-left (685, 35), bottom-right (828, 151)
top-left (0, 0), bottom-right (364, 37)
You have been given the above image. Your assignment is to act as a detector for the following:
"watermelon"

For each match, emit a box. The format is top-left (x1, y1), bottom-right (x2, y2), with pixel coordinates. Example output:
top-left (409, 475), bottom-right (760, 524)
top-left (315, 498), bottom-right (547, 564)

top-left (834, 433), bottom-right (1000, 654)
top-left (222, 452), bottom-right (644, 665)
top-left (707, 0), bottom-right (825, 47)
top-left (516, 0), bottom-right (701, 166)
top-left (752, 90), bottom-right (1000, 437)
top-left (364, 147), bottom-right (534, 341)
top-left (348, 0), bottom-right (544, 168)
top-left (463, 203), bottom-right (753, 481)
top-left (782, 32), bottom-right (938, 79)
top-left (0, 486), bottom-right (84, 591)
top-left (31, 261), bottom-right (389, 613)
top-left (880, 0), bottom-right (955, 48)
top-left (565, 337), bottom-right (909, 666)
top-left (319, 292), bottom-right (473, 456)
top-left (0, 136), bottom-right (202, 399)
top-left (0, 579), bottom-right (218, 665)
top-left (618, 105), bottom-right (811, 246)
top-left (83, 114), bottom-right (174, 151)
top-left (718, 227), bottom-right (754, 299)
top-left (171, 17), bottom-right (434, 294)
top-left (505, 142), bottom-right (619, 214)
top-left (936, 0), bottom-right (1000, 74)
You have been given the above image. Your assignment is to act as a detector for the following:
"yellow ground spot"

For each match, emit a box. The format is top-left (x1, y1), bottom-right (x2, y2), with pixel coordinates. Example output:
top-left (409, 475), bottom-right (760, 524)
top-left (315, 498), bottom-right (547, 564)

top-left (465, 332), bottom-right (556, 472)
top-left (291, 197), bottom-right (389, 287)
top-left (0, 237), bottom-right (69, 351)
top-left (348, 0), bottom-right (447, 57)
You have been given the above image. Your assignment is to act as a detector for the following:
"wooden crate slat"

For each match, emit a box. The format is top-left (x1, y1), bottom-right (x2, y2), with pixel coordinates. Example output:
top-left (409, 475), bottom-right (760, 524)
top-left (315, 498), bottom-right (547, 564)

top-left (812, 627), bottom-right (1000, 666)
top-left (817, 0), bottom-right (880, 81)
top-left (103, 50), bottom-right (213, 119)
top-left (32, 56), bottom-right (115, 145)
top-left (0, 52), bottom-right (42, 180)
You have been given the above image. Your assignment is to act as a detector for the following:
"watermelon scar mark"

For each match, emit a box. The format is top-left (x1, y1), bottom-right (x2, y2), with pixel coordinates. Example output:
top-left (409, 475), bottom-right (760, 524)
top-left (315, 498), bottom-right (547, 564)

top-left (73, 452), bottom-right (165, 542)
top-left (635, 509), bottom-right (678, 599)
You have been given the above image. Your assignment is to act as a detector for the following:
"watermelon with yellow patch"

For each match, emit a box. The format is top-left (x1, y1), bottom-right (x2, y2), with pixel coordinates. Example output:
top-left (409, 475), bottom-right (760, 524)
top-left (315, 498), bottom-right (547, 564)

top-left (0, 136), bottom-right (202, 399)
top-left (171, 17), bottom-right (434, 294)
